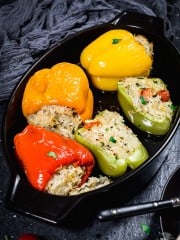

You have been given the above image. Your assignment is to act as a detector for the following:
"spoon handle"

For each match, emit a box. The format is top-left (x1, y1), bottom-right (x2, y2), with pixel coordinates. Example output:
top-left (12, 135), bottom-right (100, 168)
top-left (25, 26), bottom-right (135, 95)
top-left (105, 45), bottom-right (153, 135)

top-left (98, 198), bottom-right (180, 221)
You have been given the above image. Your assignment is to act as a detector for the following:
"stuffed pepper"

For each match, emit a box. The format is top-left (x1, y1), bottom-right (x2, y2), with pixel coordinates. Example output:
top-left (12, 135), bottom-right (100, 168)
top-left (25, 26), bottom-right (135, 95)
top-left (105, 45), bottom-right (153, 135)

top-left (14, 125), bottom-right (95, 194)
top-left (22, 62), bottom-right (94, 121)
top-left (75, 110), bottom-right (149, 177)
top-left (80, 29), bottom-right (153, 91)
top-left (117, 77), bottom-right (175, 135)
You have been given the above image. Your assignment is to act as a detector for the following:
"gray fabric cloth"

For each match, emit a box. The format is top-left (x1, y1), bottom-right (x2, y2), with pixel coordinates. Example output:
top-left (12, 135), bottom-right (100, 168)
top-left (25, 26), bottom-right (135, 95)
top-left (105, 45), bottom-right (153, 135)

top-left (0, 0), bottom-right (176, 101)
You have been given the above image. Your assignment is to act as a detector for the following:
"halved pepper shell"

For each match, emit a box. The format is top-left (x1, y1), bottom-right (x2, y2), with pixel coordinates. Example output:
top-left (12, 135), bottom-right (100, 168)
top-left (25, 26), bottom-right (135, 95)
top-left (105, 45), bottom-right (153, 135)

top-left (75, 133), bottom-right (148, 177)
top-left (75, 110), bottom-right (149, 178)
top-left (117, 82), bottom-right (172, 135)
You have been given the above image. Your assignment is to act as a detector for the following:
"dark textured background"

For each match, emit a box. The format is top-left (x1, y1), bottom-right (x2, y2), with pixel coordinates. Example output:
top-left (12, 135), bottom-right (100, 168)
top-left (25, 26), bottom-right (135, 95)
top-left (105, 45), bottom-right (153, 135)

top-left (0, 0), bottom-right (180, 101)
top-left (0, 0), bottom-right (180, 239)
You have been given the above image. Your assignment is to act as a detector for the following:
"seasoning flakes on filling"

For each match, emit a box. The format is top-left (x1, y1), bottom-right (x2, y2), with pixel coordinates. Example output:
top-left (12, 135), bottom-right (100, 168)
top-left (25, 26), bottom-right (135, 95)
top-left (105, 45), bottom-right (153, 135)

top-left (27, 105), bottom-right (82, 139)
top-left (45, 165), bottom-right (111, 196)
top-left (119, 77), bottom-right (174, 121)
top-left (81, 110), bottom-right (141, 159)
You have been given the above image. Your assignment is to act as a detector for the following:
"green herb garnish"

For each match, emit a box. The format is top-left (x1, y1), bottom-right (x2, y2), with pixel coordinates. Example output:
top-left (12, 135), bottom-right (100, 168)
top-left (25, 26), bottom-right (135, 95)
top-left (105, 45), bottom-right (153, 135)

top-left (140, 96), bottom-right (148, 105)
top-left (112, 38), bottom-right (121, 44)
top-left (109, 136), bottom-right (117, 143)
top-left (141, 223), bottom-right (151, 235)
top-left (47, 151), bottom-right (57, 159)
top-left (169, 104), bottom-right (177, 111)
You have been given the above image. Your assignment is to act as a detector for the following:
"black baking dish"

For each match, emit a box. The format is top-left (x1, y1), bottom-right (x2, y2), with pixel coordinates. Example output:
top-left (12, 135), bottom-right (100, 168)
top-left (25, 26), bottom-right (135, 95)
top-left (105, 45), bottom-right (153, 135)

top-left (2, 11), bottom-right (180, 225)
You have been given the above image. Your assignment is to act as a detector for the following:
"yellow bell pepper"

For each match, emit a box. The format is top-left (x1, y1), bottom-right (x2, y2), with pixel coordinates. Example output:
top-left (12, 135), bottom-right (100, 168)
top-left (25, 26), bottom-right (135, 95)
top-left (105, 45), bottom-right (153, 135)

top-left (22, 62), bottom-right (94, 121)
top-left (80, 29), bottom-right (153, 91)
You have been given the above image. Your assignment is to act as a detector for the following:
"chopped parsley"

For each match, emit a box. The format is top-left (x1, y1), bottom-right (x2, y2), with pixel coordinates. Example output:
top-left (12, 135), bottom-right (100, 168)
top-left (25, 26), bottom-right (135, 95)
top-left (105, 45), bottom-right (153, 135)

top-left (109, 136), bottom-right (117, 143)
top-left (47, 151), bottom-right (57, 159)
top-left (169, 104), bottom-right (177, 111)
top-left (141, 223), bottom-right (151, 235)
top-left (112, 38), bottom-right (121, 44)
top-left (140, 96), bottom-right (148, 105)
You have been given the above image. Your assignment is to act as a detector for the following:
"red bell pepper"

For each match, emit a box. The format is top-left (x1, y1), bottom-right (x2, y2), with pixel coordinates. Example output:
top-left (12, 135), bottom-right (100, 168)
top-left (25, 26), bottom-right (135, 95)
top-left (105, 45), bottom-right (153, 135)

top-left (14, 125), bottom-right (95, 191)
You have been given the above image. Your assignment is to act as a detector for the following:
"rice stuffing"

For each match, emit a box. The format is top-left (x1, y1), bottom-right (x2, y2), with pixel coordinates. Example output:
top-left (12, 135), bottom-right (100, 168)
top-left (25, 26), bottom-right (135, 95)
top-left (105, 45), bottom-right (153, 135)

top-left (118, 77), bottom-right (174, 121)
top-left (81, 110), bottom-right (141, 160)
top-left (26, 104), bottom-right (112, 195)
top-left (45, 165), bottom-right (111, 196)
top-left (27, 105), bottom-right (82, 139)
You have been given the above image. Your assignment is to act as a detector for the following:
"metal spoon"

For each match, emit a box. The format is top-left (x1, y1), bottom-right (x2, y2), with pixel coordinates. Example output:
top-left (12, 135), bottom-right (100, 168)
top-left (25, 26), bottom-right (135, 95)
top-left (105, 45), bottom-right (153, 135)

top-left (98, 197), bottom-right (180, 221)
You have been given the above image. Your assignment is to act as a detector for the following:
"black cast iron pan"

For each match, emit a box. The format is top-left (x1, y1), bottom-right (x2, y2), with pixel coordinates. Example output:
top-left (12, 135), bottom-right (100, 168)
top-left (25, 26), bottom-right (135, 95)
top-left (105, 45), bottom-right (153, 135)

top-left (2, 10), bottom-right (180, 225)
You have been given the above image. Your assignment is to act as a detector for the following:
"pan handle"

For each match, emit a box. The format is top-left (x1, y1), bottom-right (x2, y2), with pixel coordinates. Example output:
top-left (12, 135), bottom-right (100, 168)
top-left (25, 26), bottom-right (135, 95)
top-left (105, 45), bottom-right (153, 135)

top-left (5, 174), bottom-right (83, 224)
top-left (111, 10), bottom-right (165, 37)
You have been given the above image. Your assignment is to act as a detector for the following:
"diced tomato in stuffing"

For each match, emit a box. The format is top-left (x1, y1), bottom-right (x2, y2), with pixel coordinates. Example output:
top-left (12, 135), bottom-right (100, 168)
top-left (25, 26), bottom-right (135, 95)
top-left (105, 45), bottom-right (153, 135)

top-left (140, 88), bottom-right (152, 100)
top-left (84, 120), bottom-right (101, 130)
top-left (157, 90), bottom-right (170, 102)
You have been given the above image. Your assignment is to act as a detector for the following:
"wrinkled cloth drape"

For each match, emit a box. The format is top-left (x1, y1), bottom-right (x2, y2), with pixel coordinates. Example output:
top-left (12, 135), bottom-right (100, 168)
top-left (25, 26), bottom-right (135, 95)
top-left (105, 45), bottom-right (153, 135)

top-left (0, 0), bottom-right (175, 101)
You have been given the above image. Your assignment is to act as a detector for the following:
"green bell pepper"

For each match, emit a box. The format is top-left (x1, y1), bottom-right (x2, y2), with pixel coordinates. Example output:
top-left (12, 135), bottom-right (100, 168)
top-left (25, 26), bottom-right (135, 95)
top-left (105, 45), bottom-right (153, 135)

top-left (117, 78), bottom-right (175, 136)
top-left (75, 110), bottom-right (149, 178)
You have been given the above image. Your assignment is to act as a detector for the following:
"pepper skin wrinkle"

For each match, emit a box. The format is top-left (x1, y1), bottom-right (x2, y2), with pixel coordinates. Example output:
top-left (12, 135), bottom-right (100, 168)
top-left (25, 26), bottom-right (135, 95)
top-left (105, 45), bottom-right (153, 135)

top-left (80, 29), bottom-right (153, 91)
top-left (22, 62), bottom-right (94, 121)
top-left (14, 125), bottom-right (95, 191)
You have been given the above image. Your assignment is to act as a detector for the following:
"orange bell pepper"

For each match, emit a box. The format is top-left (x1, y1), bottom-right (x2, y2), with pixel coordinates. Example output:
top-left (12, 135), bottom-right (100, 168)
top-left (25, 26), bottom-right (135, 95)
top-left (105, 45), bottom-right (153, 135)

top-left (22, 62), bottom-right (94, 121)
top-left (14, 125), bottom-right (95, 191)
